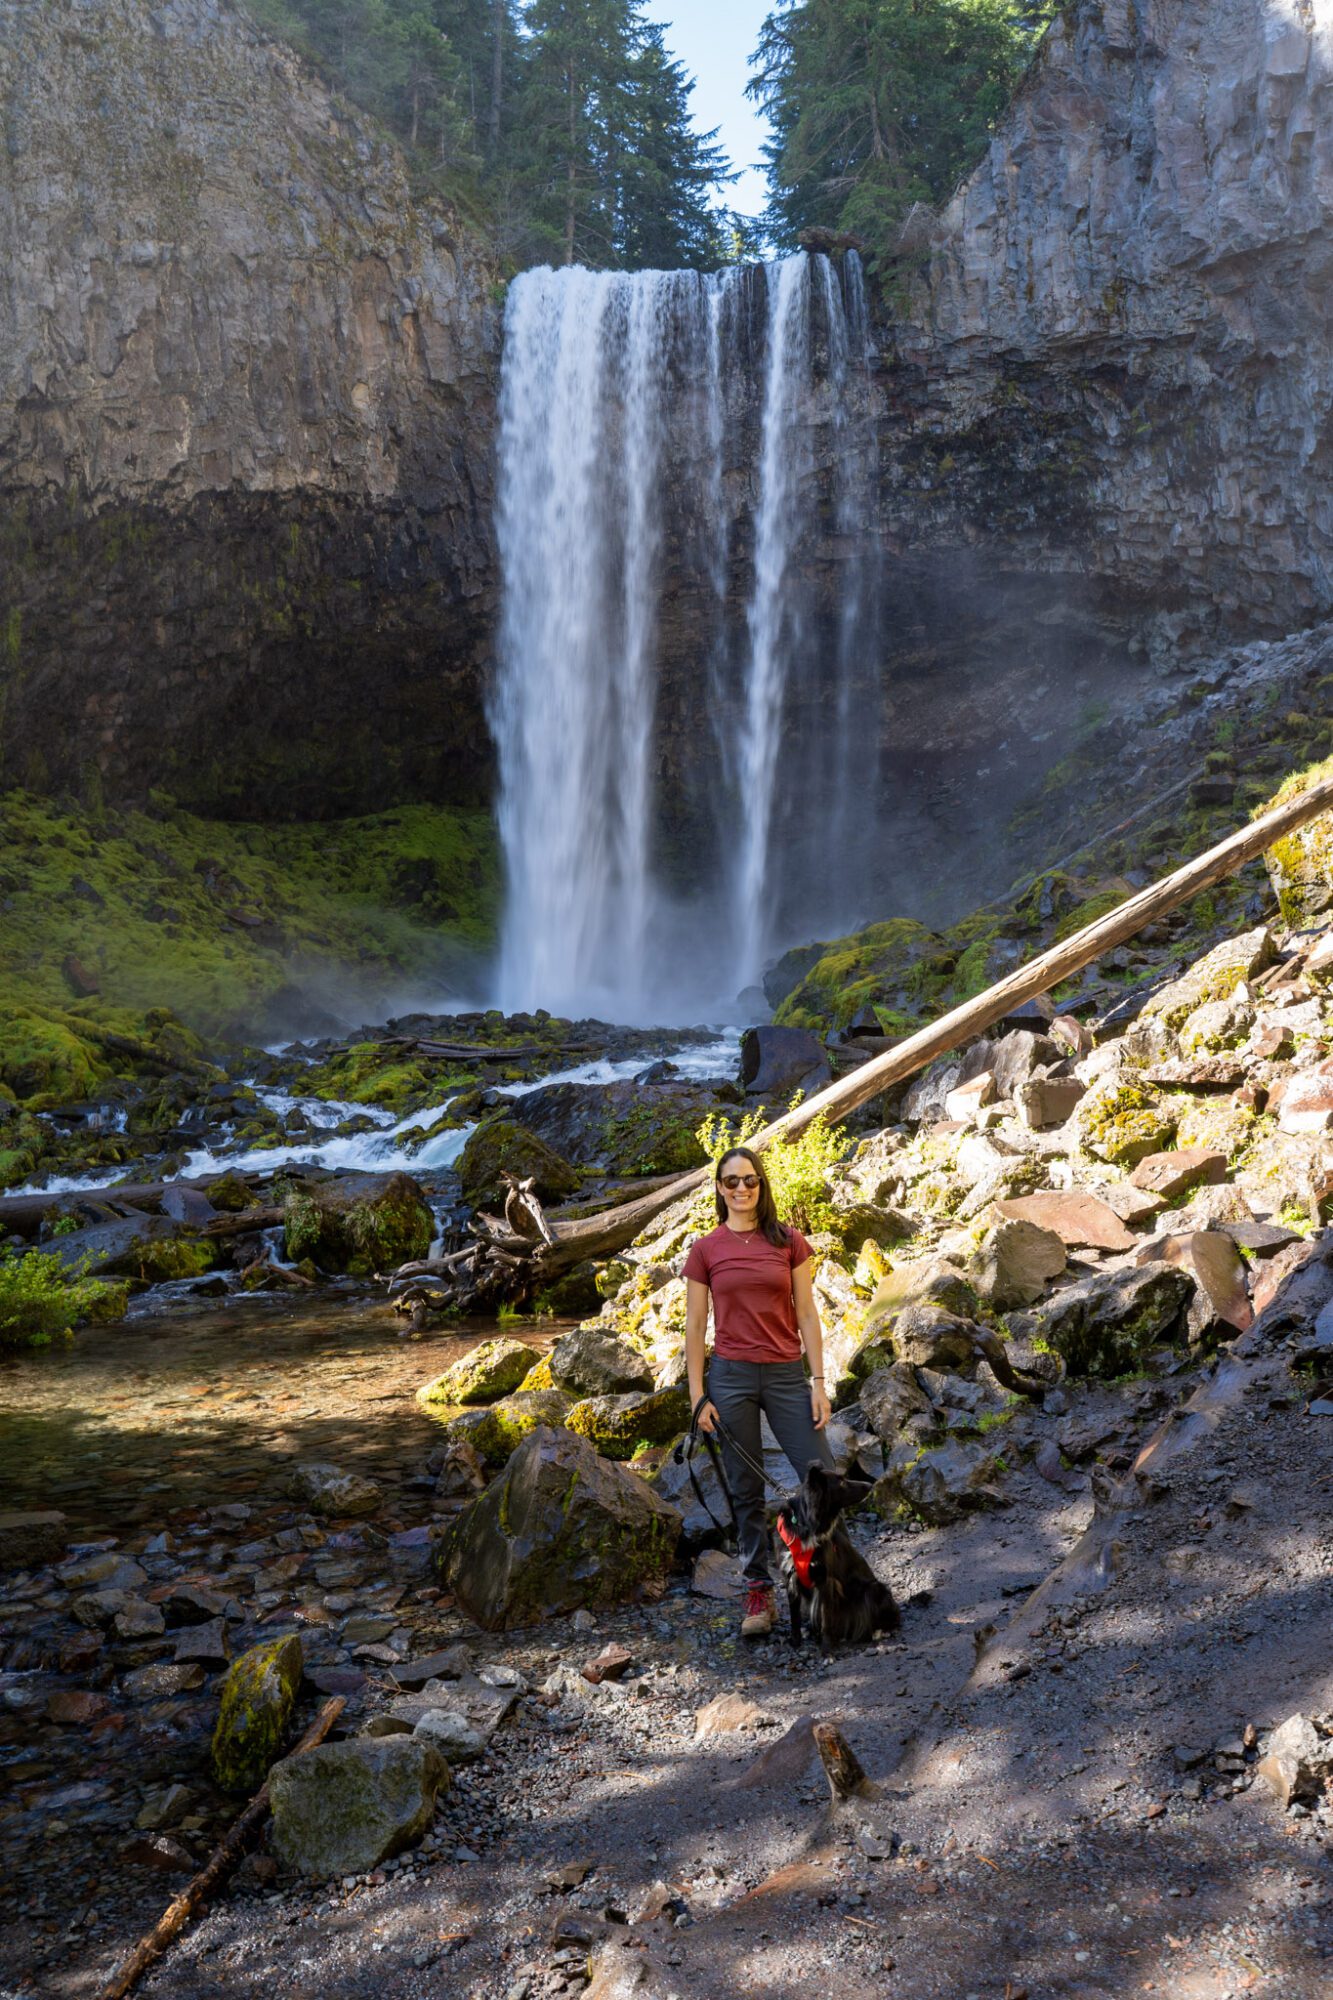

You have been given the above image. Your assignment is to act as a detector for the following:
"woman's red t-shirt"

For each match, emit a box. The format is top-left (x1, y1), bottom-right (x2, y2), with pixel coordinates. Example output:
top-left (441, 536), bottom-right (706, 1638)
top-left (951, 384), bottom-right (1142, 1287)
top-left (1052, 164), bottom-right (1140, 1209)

top-left (681, 1224), bottom-right (812, 1363)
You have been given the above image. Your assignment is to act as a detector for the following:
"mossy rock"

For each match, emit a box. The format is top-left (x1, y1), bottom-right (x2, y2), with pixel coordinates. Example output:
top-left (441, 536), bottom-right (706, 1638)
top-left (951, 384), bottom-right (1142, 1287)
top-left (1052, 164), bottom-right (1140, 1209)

top-left (206, 1171), bottom-right (255, 1212)
top-left (1174, 1098), bottom-right (1260, 1166)
top-left (456, 1119), bottom-right (580, 1210)
top-left (0, 1006), bottom-right (108, 1107)
top-left (516, 1354), bottom-right (556, 1392)
top-left (282, 1172), bottom-right (433, 1277)
top-left (416, 1338), bottom-right (543, 1407)
top-left (435, 1390), bottom-right (573, 1466)
top-left (1030, 1262), bottom-right (1194, 1378)
top-left (209, 1634), bottom-right (303, 1793)
top-left (121, 1235), bottom-right (217, 1283)
top-left (1260, 755), bottom-right (1333, 928)
top-left (564, 1385), bottom-right (692, 1459)
top-left (772, 917), bottom-right (950, 1035)
top-left (1075, 1083), bottom-right (1176, 1166)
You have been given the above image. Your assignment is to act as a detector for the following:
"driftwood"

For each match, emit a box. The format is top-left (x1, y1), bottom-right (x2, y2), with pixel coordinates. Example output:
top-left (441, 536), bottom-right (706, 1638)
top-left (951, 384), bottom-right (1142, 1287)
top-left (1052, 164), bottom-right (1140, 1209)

top-left (98, 1696), bottom-right (344, 2000)
top-left (402, 769), bottom-right (1333, 1307)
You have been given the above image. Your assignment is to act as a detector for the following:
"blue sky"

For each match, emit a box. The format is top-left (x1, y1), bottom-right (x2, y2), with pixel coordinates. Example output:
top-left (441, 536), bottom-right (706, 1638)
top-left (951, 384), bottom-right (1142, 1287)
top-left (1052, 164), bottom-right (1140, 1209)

top-left (654, 0), bottom-right (773, 218)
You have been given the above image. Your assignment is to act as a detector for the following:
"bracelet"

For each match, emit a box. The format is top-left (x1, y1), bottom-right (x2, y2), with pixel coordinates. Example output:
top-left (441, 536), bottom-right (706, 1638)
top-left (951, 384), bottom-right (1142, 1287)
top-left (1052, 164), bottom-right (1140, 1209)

top-left (810, 1374), bottom-right (824, 1381)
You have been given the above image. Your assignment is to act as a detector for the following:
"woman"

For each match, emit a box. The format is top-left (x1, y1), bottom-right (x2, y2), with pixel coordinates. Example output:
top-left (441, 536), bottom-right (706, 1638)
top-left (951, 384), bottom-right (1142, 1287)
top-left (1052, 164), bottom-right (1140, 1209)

top-left (683, 1145), bottom-right (834, 1638)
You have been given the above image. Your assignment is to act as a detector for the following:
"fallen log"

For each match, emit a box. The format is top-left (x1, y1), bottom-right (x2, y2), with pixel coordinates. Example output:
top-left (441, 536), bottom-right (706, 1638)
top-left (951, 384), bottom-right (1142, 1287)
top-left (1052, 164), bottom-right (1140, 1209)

top-left (523, 770), bottom-right (1333, 1277)
top-left (0, 1174), bottom-right (268, 1238)
top-left (97, 1695), bottom-right (344, 2000)
top-left (202, 1206), bottom-right (285, 1237)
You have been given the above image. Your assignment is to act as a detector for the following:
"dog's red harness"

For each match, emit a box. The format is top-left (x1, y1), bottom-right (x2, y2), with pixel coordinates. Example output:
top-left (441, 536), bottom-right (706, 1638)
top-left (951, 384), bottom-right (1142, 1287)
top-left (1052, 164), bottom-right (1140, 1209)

top-left (777, 1515), bottom-right (814, 1588)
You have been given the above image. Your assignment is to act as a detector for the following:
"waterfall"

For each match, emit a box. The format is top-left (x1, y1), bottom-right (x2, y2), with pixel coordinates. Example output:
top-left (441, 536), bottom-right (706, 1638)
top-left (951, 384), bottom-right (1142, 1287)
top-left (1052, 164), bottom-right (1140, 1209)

top-left (491, 253), bottom-right (879, 1021)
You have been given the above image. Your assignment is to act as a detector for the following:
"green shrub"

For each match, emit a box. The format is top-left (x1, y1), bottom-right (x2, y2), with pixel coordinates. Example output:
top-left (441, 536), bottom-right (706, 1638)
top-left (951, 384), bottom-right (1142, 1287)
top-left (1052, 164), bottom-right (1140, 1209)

top-left (694, 1100), bottom-right (851, 1235)
top-left (0, 1248), bottom-right (128, 1349)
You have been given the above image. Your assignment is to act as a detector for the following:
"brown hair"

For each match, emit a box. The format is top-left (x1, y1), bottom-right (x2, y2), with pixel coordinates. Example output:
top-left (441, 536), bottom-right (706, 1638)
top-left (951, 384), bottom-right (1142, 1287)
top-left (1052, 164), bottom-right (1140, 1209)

top-left (715, 1146), bottom-right (790, 1248)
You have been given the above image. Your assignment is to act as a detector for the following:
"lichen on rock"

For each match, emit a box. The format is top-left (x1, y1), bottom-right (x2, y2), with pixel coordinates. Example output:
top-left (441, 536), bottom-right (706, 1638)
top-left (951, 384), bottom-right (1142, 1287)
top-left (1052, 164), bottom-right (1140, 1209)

top-left (209, 1633), bottom-right (303, 1793)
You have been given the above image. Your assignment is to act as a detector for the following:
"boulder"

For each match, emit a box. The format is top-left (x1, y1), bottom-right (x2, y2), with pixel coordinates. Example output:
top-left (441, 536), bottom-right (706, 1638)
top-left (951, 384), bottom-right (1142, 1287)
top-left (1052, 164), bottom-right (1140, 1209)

top-left (987, 1030), bottom-right (1063, 1097)
top-left (1255, 1714), bottom-right (1333, 1807)
top-left (1134, 1230), bottom-right (1252, 1340)
top-left (1016, 1075), bottom-right (1086, 1130)
top-left (455, 1119), bottom-right (580, 1209)
top-left (994, 1191), bottom-right (1136, 1251)
top-left (268, 1737), bottom-right (447, 1878)
top-left (550, 1325), bottom-right (654, 1396)
top-left (0, 1510), bottom-right (67, 1570)
top-left (436, 1390), bottom-right (573, 1466)
top-left (416, 1338), bottom-right (543, 1407)
top-left (433, 1441), bottom-right (487, 1503)
top-left (739, 1025), bottom-right (831, 1103)
top-left (436, 1427), bottom-right (681, 1629)
top-left (288, 1462), bottom-right (382, 1518)
top-left (646, 1436), bottom-right (730, 1549)
top-left (1073, 1083), bottom-right (1177, 1165)
top-left (564, 1385), bottom-right (691, 1459)
top-left (884, 1302), bottom-right (985, 1372)
top-left (282, 1172), bottom-right (432, 1277)
top-left (858, 1362), bottom-right (934, 1442)
top-left (1129, 1148), bottom-right (1228, 1199)
top-left (1030, 1263), bottom-right (1195, 1377)
top-left (889, 1440), bottom-right (1004, 1524)
top-left (1139, 928), bottom-right (1277, 1037)
top-left (969, 1218), bottom-right (1066, 1310)
top-left (210, 1635), bottom-right (304, 1792)
top-left (36, 1214), bottom-right (216, 1283)
top-left (503, 1077), bottom-right (724, 1175)
top-left (412, 1710), bottom-right (486, 1763)
top-left (1263, 787), bottom-right (1333, 928)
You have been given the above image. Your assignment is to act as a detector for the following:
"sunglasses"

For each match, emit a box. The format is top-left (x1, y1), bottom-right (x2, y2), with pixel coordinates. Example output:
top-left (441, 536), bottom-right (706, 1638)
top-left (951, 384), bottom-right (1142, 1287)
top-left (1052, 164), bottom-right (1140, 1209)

top-left (719, 1173), bottom-right (760, 1190)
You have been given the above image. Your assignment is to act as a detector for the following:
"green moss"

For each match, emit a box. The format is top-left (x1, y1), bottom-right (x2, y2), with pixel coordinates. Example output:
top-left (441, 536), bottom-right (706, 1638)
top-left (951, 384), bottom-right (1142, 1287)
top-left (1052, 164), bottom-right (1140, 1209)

top-left (416, 1338), bottom-right (543, 1407)
top-left (1078, 1083), bottom-right (1175, 1165)
top-left (1258, 753), bottom-right (1333, 928)
top-left (0, 789), bottom-right (499, 1040)
top-left (433, 1389), bottom-right (573, 1464)
top-left (120, 1235), bottom-right (217, 1283)
top-left (456, 1119), bottom-right (581, 1209)
top-left (564, 1385), bottom-right (692, 1459)
top-left (282, 1174), bottom-right (433, 1276)
top-left (210, 1635), bottom-right (304, 1793)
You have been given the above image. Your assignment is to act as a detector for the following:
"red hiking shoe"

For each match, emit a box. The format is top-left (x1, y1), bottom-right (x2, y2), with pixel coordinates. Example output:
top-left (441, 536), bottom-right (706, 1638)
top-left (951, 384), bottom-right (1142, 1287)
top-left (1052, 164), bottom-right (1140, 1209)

top-left (741, 1581), bottom-right (776, 1638)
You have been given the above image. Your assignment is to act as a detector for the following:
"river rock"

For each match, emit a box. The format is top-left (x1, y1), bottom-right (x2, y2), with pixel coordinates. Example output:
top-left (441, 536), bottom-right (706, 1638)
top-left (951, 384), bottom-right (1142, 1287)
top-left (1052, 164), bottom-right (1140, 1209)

top-left (113, 1597), bottom-right (166, 1640)
top-left (433, 1441), bottom-right (487, 1502)
top-left (0, 1511), bottom-right (67, 1570)
top-left (35, 1213), bottom-right (216, 1283)
top-left (288, 1462), bottom-right (382, 1518)
top-left (1029, 1262), bottom-right (1194, 1376)
top-left (210, 1634), bottom-right (304, 1792)
top-left (739, 1025), bottom-right (831, 1103)
top-left (969, 1217), bottom-right (1066, 1310)
top-left (268, 1737), bottom-right (448, 1878)
top-left (550, 1325), bottom-right (654, 1396)
top-left (456, 1118), bottom-right (581, 1208)
top-left (564, 1385), bottom-right (691, 1459)
top-left (436, 1427), bottom-right (681, 1629)
top-left (282, 1172), bottom-right (433, 1277)
top-left (417, 1338), bottom-right (543, 1406)
top-left (438, 1389), bottom-right (573, 1466)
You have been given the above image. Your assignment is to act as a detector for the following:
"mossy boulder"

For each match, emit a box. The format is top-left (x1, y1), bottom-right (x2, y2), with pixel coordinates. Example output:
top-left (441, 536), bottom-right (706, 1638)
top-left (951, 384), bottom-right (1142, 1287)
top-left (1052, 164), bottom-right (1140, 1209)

top-left (1139, 927), bottom-right (1276, 1037)
top-left (436, 1426), bottom-right (682, 1628)
top-left (506, 1077), bottom-right (721, 1177)
top-left (268, 1737), bottom-right (448, 1879)
top-left (416, 1338), bottom-right (544, 1407)
top-left (0, 1006), bottom-right (107, 1107)
top-left (772, 917), bottom-right (950, 1035)
top-left (564, 1385), bottom-right (692, 1459)
top-left (209, 1634), bottom-right (303, 1792)
top-left (1029, 1262), bottom-right (1194, 1377)
top-left (435, 1390), bottom-right (573, 1466)
top-left (40, 1215), bottom-right (215, 1284)
top-left (1175, 1098), bottom-right (1261, 1165)
top-left (550, 1325), bottom-right (654, 1397)
top-left (1261, 756), bottom-right (1333, 928)
top-left (1074, 1083), bottom-right (1176, 1166)
top-left (282, 1172), bottom-right (432, 1276)
top-left (456, 1119), bottom-right (580, 1209)
top-left (516, 1354), bottom-right (557, 1392)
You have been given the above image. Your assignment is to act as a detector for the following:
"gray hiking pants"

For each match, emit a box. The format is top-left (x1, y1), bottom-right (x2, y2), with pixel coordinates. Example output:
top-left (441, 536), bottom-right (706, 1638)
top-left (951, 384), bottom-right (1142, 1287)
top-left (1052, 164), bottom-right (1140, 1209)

top-left (706, 1355), bottom-right (835, 1585)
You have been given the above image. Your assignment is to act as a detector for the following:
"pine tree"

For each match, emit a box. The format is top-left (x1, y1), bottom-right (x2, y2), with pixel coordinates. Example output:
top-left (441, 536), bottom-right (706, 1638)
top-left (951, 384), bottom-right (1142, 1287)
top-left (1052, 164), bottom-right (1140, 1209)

top-left (616, 26), bottom-right (732, 270)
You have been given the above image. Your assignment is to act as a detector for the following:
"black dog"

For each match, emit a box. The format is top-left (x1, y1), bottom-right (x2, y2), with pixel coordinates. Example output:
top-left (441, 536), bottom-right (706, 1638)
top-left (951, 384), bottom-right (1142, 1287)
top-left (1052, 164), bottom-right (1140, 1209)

top-left (775, 1461), bottom-right (899, 1654)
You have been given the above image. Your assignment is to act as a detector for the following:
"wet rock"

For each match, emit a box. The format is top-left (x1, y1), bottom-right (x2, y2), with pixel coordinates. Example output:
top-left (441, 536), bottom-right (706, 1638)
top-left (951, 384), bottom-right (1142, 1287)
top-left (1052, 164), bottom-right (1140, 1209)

top-left (433, 1441), bottom-right (487, 1502)
top-left (162, 1583), bottom-right (230, 1626)
top-left (288, 1462), bottom-right (382, 1518)
top-left (114, 1596), bottom-right (166, 1639)
top-left (740, 1025), bottom-right (830, 1102)
top-left (417, 1338), bottom-right (543, 1407)
top-left (37, 1214), bottom-right (216, 1283)
top-left (1255, 1714), bottom-right (1333, 1807)
top-left (970, 1217), bottom-right (1066, 1310)
top-left (268, 1736), bottom-right (448, 1879)
top-left (564, 1385), bottom-right (691, 1459)
top-left (210, 1634), bottom-right (304, 1792)
top-left (1129, 1148), bottom-right (1228, 1199)
top-left (136, 1782), bottom-right (194, 1830)
top-left (550, 1326), bottom-right (654, 1397)
top-left (1031, 1262), bottom-right (1194, 1376)
top-left (0, 1511), bottom-right (67, 1570)
top-left (439, 1389), bottom-right (573, 1466)
top-left (889, 1439), bottom-right (1005, 1524)
top-left (123, 1661), bottom-right (207, 1698)
top-left (121, 1833), bottom-right (194, 1873)
top-left (46, 1689), bottom-right (111, 1724)
top-left (456, 1119), bottom-right (581, 1209)
top-left (71, 1588), bottom-right (130, 1629)
top-left (173, 1618), bottom-right (231, 1664)
top-left (282, 1172), bottom-right (433, 1277)
top-left (436, 1427), bottom-right (681, 1630)
top-left (994, 1191), bottom-right (1136, 1251)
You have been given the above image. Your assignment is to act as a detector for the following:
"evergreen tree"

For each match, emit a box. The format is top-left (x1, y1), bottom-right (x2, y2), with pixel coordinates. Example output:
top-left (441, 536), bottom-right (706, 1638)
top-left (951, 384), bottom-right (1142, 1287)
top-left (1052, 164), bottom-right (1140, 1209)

top-left (616, 26), bottom-right (732, 270)
top-left (750, 0), bottom-right (1052, 271)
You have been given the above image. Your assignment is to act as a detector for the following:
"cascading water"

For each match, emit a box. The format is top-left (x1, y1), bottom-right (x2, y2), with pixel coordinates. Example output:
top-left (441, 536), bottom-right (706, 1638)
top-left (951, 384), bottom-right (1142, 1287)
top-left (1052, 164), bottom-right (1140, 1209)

top-left (491, 252), bottom-right (880, 1022)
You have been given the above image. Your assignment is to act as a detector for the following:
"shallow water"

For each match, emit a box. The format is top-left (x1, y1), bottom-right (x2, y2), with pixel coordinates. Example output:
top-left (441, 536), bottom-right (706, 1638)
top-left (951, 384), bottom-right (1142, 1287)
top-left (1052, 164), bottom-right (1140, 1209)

top-left (0, 1291), bottom-right (564, 1538)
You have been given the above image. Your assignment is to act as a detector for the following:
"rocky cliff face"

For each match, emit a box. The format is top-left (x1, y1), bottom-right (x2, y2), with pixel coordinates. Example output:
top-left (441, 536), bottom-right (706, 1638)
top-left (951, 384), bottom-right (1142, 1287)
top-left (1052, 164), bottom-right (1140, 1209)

top-left (0, 0), bottom-right (499, 815)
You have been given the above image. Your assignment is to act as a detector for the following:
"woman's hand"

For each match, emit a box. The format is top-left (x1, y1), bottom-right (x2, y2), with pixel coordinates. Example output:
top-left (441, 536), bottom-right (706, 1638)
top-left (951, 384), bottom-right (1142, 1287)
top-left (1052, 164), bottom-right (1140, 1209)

top-left (810, 1381), bottom-right (831, 1431)
top-left (695, 1399), bottom-right (720, 1435)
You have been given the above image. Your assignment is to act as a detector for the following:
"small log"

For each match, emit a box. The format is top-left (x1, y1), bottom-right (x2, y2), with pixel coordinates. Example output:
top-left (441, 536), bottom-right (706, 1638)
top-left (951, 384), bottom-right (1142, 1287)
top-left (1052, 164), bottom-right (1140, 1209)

top-left (202, 1206), bottom-right (285, 1237)
top-left (814, 1721), bottom-right (879, 1804)
top-left (98, 1696), bottom-right (344, 2000)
